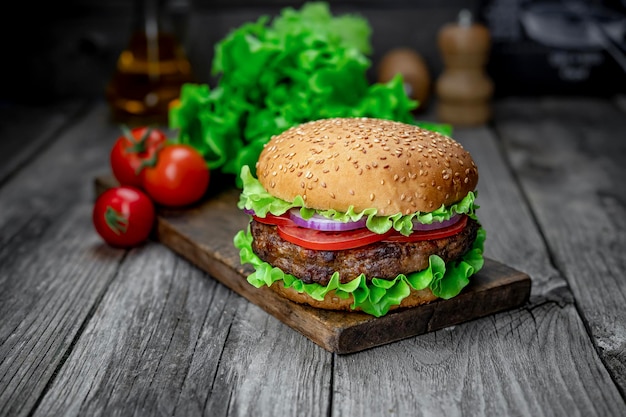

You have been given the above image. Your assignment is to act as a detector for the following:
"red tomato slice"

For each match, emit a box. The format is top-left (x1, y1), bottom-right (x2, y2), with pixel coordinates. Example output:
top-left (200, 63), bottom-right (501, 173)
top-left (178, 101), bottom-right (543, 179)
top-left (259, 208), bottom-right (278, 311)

top-left (384, 216), bottom-right (468, 242)
top-left (252, 214), bottom-right (294, 227)
top-left (277, 225), bottom-right (393, 251)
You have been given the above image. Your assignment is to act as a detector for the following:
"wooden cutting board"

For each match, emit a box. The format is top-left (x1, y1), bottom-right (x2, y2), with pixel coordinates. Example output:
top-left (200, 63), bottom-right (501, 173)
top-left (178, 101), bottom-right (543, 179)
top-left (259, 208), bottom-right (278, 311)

top-left (95, 176), bottom-right (531, 354)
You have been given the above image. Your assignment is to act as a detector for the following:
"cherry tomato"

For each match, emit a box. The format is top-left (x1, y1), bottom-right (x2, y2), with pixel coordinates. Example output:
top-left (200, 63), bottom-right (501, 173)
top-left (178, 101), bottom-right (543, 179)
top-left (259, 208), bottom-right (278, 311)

top-left (277, 224), bottom-right (393, 251)
top-left (141, 144), bottom-right (210, 207)
top-left (93, 186), bottom-right (155, 247)
top-left (110, 126), bottom-right (168, 187)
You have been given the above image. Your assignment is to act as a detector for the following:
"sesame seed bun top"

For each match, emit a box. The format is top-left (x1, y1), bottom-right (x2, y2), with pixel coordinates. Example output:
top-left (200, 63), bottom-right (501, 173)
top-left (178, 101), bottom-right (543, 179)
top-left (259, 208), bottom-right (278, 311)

top-left (255, 117), bottom-right (478, 215)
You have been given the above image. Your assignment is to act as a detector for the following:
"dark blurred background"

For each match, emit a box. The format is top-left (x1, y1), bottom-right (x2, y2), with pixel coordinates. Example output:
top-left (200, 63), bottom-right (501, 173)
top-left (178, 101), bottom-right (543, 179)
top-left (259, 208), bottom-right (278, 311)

top-left (2, 0), bottom-right (625, 106)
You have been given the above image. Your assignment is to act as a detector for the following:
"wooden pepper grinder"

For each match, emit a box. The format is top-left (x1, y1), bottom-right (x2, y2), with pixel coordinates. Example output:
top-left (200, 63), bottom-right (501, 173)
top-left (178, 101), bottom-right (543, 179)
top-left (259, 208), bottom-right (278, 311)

top-left (436, 10), bottom-right (493, 126)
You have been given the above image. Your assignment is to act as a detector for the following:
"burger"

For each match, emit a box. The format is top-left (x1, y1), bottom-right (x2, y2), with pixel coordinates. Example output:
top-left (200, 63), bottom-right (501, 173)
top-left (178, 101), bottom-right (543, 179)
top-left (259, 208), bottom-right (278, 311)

top-left (233, 117), bottom-right (485, 317)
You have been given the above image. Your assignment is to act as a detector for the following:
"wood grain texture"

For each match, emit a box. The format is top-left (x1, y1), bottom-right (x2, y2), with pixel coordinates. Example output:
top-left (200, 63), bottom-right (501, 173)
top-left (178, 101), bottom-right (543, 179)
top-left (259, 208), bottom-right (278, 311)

top-left (459, 126), bottom-right (570, 302)
top-left (333, 301), bottom-right (624, 417)
top-left (0, 102), bottom-right (125, 417)
top-left (95, 175), bottom-right (531, 354)
top-left (34, 244), bottom-right (331, 417)
top-left (493, 97), bottom-right (626, 395)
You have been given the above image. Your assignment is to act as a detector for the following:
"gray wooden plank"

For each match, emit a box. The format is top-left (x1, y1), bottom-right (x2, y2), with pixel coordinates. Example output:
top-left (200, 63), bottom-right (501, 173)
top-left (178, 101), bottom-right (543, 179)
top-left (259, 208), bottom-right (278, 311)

top-left (335, 302), bottom-right (623, 417)
top-left (493, 97), bottom-right (626, 395)
top-left (0, 103), bottom-right (126, 416)
top-left (198, 303), bottom-right (332, 417)
top-left (460, 127), bottom-right (570, 302)
top-left (32, 243), bottom-right (233, 416)
top-left (0, 205), bottom-right (122, 417)
top-left (331, 124), bottom-right (625, 416)
top-left (0, 100), bottom-right (85, 186)
top-left (34, 244), bottom-right (332, 417)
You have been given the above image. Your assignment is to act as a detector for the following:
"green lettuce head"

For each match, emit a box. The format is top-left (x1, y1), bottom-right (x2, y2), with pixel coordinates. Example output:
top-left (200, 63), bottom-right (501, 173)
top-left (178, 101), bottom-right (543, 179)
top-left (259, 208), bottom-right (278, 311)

top-left (169, 2), bottom-right (451, 188)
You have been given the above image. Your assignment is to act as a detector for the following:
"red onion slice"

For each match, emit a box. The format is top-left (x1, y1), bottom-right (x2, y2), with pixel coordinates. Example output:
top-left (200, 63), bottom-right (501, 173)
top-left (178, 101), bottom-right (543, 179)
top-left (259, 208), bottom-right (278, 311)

top-left (413, 214), bottom-right (462, 231)
top-left (288, 208), bottom-right (367, 231)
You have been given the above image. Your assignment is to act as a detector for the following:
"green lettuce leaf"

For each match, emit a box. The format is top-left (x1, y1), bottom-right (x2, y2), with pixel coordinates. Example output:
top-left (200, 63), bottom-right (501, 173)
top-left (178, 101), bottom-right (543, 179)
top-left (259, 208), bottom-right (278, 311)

top-left (233, 226), bottom-right (486, 317)
top-left (169, 2), bottom-right (450, 187)
top-left (237, 165), bottom-right (479, 235)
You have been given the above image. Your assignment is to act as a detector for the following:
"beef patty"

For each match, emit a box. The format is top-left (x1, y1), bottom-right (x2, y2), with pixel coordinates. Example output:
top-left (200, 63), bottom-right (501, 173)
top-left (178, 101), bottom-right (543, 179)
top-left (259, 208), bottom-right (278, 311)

top-left (250, 217), bottom-right (480, 286)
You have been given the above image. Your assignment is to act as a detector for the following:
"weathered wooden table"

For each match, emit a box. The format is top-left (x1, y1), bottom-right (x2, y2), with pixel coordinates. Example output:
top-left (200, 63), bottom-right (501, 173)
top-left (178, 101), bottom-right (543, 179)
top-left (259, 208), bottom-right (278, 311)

top-left (1, 97), bottom-right (625, 416)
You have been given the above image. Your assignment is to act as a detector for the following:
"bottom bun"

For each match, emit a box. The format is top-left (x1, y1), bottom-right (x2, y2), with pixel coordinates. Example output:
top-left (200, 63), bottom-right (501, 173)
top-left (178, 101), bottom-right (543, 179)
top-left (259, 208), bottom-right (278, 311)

top-left (270, 280), bottom-right (439, 313)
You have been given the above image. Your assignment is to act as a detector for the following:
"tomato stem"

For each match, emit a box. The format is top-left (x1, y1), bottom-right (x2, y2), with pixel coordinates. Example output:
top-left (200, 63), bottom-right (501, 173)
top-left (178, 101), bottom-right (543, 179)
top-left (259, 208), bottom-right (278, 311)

top-left (135, 151), bottom-right (159, 175)
top-left (121, 125), bottom-right (153, 154)
top-left (104, 206), bottom-right (129, 235)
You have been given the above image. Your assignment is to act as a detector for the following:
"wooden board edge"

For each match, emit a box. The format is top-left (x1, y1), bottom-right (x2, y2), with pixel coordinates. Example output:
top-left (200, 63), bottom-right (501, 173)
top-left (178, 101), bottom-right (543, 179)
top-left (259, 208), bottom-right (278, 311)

top-left (335, 265), bottom-right (531, 353)
top-left (94, 175), bottom-right (532, 354)
top-left (157, 214), bottom-right (531, 354)
top-left (155, 216), bottom-right (348, 351)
